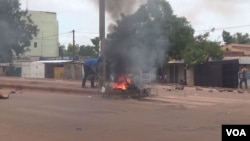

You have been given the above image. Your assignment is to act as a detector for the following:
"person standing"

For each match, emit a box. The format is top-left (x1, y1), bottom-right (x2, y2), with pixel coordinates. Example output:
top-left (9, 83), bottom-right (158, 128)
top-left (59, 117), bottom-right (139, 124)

top-left (82, 57), bottom-right (101, 88)
top-left (240, 65), bottom-right (248, 89)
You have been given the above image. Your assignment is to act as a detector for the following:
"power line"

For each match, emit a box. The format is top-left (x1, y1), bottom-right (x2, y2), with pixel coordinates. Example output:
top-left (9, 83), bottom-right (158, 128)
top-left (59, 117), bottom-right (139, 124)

top-left (196, 24), bottom-right (250, 32)
top-left (60, 33), bottom-right (72, 46)
top-left (77, 31), bottom-right (99, 35)
top-left (34, 31), bottom-right (72, 40)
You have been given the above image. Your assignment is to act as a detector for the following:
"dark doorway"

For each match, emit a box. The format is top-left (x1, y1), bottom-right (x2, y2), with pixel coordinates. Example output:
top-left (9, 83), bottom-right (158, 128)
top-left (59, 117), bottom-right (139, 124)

top-left (170, 65), bottom-right (178, 83)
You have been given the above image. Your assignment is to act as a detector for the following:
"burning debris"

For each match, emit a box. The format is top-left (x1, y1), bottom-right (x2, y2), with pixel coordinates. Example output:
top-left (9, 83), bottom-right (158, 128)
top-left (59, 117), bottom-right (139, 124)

top-left (102, 72), bottom-right (153, 99)
top-left (113, 74), bottom-right (132, 91)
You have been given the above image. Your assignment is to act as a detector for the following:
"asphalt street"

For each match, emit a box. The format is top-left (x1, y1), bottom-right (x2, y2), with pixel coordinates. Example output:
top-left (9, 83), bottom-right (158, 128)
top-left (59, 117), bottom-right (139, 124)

top-left (1, 91), bottom-right (250, 141)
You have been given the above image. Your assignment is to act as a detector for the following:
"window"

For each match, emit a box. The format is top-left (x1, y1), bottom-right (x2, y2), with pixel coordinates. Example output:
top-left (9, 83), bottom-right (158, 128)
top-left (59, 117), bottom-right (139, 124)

top-left (34, 42), bottom-right (37, 48)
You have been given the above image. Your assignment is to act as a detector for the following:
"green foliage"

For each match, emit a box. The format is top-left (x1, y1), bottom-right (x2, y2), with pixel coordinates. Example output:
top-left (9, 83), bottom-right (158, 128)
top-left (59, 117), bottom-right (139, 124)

top-left (222, 30), bottom-right (250, 45)
top-left (182, 33), bottom-right (223, 67)
top-left (79, 45), bottom-right (98, 57)
top-left (59, 44), bottom-right (66, 58)
top-left (65, 44), bottom-right (79, 57)
top-left (0, 0), bottom-right (38, 62)
top-left (90, 37), bottom-right (100, 55)
top-left (78, 37), bottom-right (99, 57)
top-left (222, 30), bottom-right (234, 45)
top-left (63, 37), bottom-right (99, 58)
top-left (167, 16), bottom-right (194, 59)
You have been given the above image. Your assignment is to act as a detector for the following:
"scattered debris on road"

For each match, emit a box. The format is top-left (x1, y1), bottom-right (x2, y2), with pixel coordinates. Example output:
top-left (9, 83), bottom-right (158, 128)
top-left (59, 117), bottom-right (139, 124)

top-left (196, 87), bottom-right (203, 91)
top-left (0, 91), bottom-right (10, 99)
top-left (0, 89), bottom-right (16, 99)
top-left (237, 89), bottom-right (245, 94)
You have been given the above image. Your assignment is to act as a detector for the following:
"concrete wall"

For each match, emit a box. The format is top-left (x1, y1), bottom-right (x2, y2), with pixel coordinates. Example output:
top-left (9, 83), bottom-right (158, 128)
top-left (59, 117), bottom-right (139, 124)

top-left (25, 11), bottom-right (59, 58)
top-left (21, 62), bottom-right (45, 78)
top-left (63, 63), bottom-right (83, 80)
top-left (0, 67), bottom-right (5, 76)
top-left (186, 67), bottom-right (194, 86)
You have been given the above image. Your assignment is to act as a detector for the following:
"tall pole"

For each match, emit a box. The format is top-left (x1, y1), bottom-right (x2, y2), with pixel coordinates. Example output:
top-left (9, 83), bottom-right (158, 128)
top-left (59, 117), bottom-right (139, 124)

top-left (99, 0), bottom-right (106, 87)
top-left (72, 29), bottom-right (75, 61)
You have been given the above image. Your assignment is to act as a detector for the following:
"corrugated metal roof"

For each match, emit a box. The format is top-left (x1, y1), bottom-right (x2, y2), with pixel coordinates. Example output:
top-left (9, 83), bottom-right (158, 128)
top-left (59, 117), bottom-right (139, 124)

top-left (168, 60), bottom-right (184, 64)
top-left (36, 60), bottom-right (72, 64)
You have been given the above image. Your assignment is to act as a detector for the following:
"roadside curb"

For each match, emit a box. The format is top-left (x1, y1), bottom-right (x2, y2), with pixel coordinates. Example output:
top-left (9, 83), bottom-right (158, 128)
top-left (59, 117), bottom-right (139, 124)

top-left (0, 83), bottom-right (101, 95)
top-left (0, 77), bottom-right (174, 103)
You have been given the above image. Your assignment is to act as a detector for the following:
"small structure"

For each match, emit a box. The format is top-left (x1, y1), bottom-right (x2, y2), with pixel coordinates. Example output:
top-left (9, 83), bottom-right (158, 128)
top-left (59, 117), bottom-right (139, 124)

top-left (167, 60), bottom-right (186, 84)
top-left (0, 63), bottom-right (10, 76)
top-left (194, 59), bottom-right (239, 88)
top-left (22, 61), bottom-right (45, 78)
top-left (37, 60), bottom-right (71, 79)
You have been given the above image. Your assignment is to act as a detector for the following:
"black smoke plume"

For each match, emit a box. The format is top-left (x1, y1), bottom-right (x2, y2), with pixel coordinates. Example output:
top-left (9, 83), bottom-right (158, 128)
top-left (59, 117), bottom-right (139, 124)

top-left (92, 0), bottom-right (169, 83)
top-left (93, 0), bottom-right (146, 21)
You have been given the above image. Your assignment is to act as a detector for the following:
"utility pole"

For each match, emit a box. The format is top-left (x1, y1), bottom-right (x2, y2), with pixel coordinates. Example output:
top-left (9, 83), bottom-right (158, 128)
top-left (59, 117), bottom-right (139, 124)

top-left (99, 0), bottom-right (106, 87)
top-left (72, 30), bottom-right (75, 61)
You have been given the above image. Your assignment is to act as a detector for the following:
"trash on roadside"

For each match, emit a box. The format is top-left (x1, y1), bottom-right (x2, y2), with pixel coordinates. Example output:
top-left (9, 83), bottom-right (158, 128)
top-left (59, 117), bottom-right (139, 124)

top-left (0, 93), bottom-right (10, 99)
top-left (196, 87), bottom-right (203, 91)
top-left (237, 89), bottom-right (245, 94)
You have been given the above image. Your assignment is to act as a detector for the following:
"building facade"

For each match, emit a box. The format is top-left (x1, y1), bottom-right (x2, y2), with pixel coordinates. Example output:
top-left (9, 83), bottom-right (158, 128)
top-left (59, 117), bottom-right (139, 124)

top-left (24, 11), bottom-right (59, 59)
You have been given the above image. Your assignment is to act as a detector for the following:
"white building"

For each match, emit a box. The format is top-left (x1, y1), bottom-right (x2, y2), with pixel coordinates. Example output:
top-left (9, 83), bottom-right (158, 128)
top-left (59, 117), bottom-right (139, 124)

top-left (24, 11), bottom-right (59, 59)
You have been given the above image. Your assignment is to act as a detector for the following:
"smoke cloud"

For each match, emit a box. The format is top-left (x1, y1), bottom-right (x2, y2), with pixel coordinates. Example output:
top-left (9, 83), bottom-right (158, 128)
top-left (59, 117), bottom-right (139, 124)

top-left (92, 0), bottom-right (170, 84)
top-left (0, 20), bottom-right (15, 62)
top-left (93, 0), bottom-right (146, 21)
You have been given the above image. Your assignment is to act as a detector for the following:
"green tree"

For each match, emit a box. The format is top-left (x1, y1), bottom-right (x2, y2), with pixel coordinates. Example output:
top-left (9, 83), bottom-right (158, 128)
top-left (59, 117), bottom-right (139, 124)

top-left (66, 44), bottom-right (79, 57)
top-left (222, 30), bottom-right (250, 45)
top-left (222, 30), bottom-right (234, 45)
top-left (90, 37), bottom-right (100, 55)
top-left (167, 16), bottom-right (194, 60)
top-left (78, 37), bottom-right (99, 57)
top-left (0, 0), bottom-right (38, 62)
top-left (59, 44), bottom-right (66, 59)
top-left (182, 33), bottom-right (223, 67)
top-left (79, 45), bottom-right (98, 57)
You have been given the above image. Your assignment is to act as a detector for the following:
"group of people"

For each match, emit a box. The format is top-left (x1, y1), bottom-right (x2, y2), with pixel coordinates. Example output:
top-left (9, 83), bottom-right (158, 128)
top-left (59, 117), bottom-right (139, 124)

top-left (239, 65), bottom-right (248, 89)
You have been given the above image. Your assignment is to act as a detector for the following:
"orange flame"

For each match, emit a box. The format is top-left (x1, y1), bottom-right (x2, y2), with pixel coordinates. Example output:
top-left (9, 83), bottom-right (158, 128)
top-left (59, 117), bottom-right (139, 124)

top-left (113, 74), bottom-right (132, 90)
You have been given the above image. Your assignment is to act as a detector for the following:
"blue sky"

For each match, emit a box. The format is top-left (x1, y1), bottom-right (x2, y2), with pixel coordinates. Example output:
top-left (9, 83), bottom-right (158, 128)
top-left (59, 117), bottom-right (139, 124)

top-left (20, 0), bottom-right (250, 46)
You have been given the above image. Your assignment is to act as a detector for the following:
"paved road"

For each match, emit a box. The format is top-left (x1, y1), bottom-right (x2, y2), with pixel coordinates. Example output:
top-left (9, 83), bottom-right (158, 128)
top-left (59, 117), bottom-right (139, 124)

top-left (1, 91), bottom-right (250, 141)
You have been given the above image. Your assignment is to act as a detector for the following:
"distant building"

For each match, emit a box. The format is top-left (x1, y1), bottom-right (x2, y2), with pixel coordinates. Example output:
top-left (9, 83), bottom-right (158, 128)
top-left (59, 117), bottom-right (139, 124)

top-left (222, 43), bottom-right (250, 65)
top-left (24, 11), bottom-right (59, 59)
top-left (222, 43), bottom-right (250, 56)
top-left (222, 43), bottom-right (250, 88)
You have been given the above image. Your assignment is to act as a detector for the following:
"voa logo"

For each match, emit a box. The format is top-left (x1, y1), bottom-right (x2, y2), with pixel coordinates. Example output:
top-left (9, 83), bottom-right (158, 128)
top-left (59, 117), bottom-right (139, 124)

top-left (226, 129), bottom-right (247, 136)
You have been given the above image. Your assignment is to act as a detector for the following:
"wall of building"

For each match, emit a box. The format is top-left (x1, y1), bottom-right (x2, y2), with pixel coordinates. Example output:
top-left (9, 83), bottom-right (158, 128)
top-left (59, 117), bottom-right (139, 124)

top-left (25, 11), bottom-right (59, 58)
top-left (21, 62), bottom-right (45, 78)
top-left (186, 67), bottom-right (194, 86)
top-left (63, 63), bottom-right (83, 80)
top-left (165, 63), bottom-right (185, 83)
